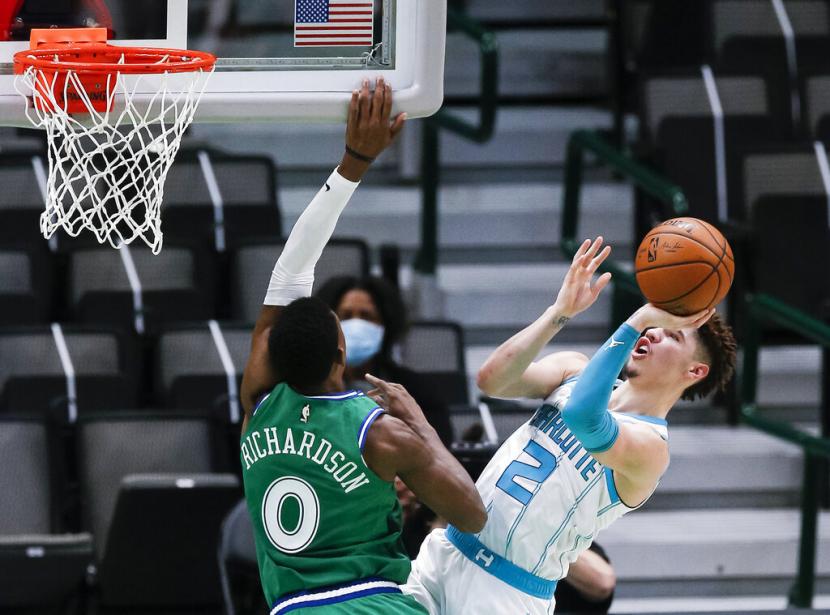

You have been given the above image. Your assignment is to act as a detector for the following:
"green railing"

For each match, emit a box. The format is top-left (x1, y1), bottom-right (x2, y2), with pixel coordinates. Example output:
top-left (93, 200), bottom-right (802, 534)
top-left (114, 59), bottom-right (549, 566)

top-left (740, 293), bottom-right (830, 608)
top-left (560, 129), bottom-right (688, 326)
top-left (414, 6), bottom-right (498, 275)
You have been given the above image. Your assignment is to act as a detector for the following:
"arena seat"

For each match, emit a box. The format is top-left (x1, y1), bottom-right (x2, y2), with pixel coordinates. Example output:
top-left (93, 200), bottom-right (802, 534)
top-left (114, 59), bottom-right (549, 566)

top-left (155, 321), bottom-right (251, 423)
top-left (740, 144), bottom-right (830, 318)
top-left (640, 71), bottom-right (784, 226)
top-left (399, 320), bottom-right (514, 443)
top-left (400, 320), bottom-right (470, 407)
top-left (78, 413), bottom-right (240, 609)
top-left (0, 416), bottom-right (92, 609)
top-left (804, 74), bottom-right (830, 142)
top-left (0, 325), bottom-right (139, 421)
top-left (230, 238), bottom-right (370, 324)
top-left (162, 147), bottom-right (281, 252)
top-left (66, 242), bottom-right (216, 335)
top-left (710, 0), bottom-right (830, 135)
top-left (0, 151), bottom-right (48, 248)
top-left (0, 246), bottom-right (52, 325)
top-left (752, 194), bottom-right (830, 319)
top-left (218, 499), bottom-right (259, 615)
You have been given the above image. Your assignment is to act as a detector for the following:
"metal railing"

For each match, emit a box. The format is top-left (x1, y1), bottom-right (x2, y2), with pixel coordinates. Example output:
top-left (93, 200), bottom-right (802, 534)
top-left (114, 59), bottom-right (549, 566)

top-left (740, 293), bottom-right (830, 608)
top-left (414, 6), bottom-right (498, 276)
top-left (560, 129), bottom-right (688, 326)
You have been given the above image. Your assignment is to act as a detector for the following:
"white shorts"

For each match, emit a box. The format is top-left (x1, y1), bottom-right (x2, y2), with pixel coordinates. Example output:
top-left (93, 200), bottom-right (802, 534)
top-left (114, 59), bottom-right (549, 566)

top-left (401, 529), bottom-right (556, 615)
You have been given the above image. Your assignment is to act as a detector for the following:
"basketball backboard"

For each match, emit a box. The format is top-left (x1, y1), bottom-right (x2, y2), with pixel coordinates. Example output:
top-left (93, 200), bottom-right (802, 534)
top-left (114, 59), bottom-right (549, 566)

top-left (0, 0), bottom-right (445, 125)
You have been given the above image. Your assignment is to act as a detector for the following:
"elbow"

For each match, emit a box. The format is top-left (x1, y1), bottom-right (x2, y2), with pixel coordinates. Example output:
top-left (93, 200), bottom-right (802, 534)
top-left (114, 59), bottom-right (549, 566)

top-left (476, 367), bottom-right (499, 398)
top-left (592, 567), bottom-right (617, 601)
top-left (455, 501), bottom-right (487, 534)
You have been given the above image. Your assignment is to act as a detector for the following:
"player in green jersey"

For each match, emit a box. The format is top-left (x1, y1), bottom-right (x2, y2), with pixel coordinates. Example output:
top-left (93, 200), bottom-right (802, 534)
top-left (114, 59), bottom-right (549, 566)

top-left (239, 79), bottom-right (487, 615)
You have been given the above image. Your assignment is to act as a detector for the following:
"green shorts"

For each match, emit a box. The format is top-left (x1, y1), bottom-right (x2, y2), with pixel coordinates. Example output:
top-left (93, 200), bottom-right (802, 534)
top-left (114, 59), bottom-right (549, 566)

top-left (292, 591), bottom-right (428, 614)
top-left (272, 581), bottom-right (429, 615)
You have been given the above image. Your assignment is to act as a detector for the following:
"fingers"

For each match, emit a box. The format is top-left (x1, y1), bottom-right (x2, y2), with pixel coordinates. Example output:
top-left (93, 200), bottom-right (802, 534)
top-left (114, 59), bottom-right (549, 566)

top-left (371, 77), bottom-right (385, 123)
top-left (590, 271), bottom-right (613, 298)
top-left (358, 79), bottom-right (370, 125)
top-left (690, 308), bottom-right (716, 328)
top-left (348, 88), bottom-right (359, 127)
top-left (381, 81), bottom-right (393, 121)
top-left (587, 245), bottom-right (611, 274)
top-left (366, 388), bottom-right (385, 407)
top-left (669, 307), bottom-right (715, 329)
top-left (572, 240), bottom-right (611, 277)
top-left (390, 112), bottom-right (406, 139)
top-left (573, 238), bottom-right (591, 261)
top-left (365, 373), bottom-right (388, 391)
top-left (572, 237), bottom-right (606, 268)
top-left (583, 236), bottom-right (604, 261)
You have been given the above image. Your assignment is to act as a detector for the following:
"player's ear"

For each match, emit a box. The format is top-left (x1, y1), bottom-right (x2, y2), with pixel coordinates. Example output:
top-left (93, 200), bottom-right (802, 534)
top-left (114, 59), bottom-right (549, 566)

top-left (688, 362), bottom-right (709, 383)
top-left (335, 344), bottom-right (346, 369)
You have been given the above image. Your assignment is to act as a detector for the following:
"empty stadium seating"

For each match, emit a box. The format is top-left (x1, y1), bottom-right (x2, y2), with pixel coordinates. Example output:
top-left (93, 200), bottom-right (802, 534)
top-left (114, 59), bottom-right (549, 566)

top-left (0, 416), bottom-right (93, 609)
top-left (78, 413), bottom-right (240, 609)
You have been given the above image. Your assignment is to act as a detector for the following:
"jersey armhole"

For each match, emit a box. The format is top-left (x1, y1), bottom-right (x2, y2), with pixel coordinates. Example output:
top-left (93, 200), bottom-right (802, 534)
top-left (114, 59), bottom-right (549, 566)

top-left (252, 391), bottom-right (271, 417)
top-left (357, 406), bottom-right (385, 452)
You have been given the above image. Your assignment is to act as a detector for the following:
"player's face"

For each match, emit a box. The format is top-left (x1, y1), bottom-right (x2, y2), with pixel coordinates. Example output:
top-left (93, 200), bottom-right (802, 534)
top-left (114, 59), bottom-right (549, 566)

top-left (336, 289), bottom-right (383, 325)
top-left (626, 327), bottom-right (700, 385)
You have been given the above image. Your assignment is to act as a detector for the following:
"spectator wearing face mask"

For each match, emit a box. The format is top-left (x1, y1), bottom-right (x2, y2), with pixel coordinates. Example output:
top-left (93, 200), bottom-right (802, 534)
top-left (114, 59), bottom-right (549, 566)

top-left (315, 275), bottom-right (454, 447)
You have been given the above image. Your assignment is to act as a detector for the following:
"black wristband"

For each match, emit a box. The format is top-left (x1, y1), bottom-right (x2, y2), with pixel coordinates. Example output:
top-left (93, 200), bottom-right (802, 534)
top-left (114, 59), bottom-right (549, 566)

top-left (345, 145), bottom-right (376, 163)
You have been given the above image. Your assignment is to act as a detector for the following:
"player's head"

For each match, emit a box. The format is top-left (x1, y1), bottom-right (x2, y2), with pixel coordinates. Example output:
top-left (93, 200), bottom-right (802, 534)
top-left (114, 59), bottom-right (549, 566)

top-left (625, 312), bottom-right (736, 402)
top-left (268, 296), bottom-right (346, 393)
top-left (315, 275), bottom-right (408, 365)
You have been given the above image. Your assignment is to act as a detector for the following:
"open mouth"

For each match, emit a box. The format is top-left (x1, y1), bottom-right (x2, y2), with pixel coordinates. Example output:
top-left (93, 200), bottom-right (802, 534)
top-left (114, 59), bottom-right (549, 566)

top-left (632, 337), bottom-right (651, 360)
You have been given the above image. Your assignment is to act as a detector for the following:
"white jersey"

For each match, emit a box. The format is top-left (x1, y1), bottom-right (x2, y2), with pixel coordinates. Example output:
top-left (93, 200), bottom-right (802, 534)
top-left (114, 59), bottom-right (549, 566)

top-left (473, 376), bottom-right (669, 582)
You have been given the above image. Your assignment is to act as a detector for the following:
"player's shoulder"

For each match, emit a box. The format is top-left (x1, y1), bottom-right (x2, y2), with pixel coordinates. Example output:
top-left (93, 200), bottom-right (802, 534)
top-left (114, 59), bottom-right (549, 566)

top-left (536, 350), bottom-right (590, 394)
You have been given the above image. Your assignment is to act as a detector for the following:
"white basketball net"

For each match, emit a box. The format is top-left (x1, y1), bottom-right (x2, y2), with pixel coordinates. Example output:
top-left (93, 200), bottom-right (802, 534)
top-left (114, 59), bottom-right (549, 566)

top-left (14, 56), bottom-right (214, 254)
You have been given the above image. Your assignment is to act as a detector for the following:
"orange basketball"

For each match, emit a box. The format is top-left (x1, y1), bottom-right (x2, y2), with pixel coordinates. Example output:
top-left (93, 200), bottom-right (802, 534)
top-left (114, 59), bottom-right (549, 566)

top-left (634, 217), bottom-right (734, 315)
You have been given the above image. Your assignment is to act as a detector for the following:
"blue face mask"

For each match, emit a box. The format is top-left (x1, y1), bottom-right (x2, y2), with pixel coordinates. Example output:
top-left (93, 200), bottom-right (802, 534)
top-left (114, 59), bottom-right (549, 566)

top-left (341, 318), bottom-right (385, 367)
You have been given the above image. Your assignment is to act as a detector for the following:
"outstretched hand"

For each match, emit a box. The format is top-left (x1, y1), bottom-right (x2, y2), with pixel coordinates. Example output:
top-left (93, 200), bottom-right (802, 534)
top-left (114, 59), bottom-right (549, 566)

top-left (553, 237), bottom-right (613, 318)
top-left (365, 373), bottom-right (426, 429)
top-left (339, 78), bottom-right (405, 181)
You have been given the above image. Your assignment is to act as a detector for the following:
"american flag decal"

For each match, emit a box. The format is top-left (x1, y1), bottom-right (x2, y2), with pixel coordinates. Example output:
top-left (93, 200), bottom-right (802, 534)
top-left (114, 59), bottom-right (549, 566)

top-left (294, 0), bottom-right (375, 47)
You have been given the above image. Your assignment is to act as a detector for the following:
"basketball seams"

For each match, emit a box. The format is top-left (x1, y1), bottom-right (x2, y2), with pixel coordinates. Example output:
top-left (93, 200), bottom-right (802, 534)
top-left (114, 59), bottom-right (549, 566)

top-left (697, 220), bottom-right (727, 251)
top-left (647, 241), bottom-right (729, 308)
top-left (635, 260), bottom-right (714, 274)
top-left (648, 264), bottom-right (717, 307)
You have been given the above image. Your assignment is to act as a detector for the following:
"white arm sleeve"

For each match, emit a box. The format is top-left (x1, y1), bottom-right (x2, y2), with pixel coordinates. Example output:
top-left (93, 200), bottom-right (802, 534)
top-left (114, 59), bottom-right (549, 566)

top-left (264, 167), bottom-right (359, 306)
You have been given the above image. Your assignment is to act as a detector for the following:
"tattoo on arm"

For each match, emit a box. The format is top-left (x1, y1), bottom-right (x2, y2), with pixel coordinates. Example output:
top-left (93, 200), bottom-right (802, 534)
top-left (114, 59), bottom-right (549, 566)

top-left (553, 315), bottom-right (570, 329)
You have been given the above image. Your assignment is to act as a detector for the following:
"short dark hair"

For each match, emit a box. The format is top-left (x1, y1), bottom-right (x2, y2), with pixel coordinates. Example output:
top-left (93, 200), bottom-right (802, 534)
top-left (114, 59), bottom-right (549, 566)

top-left (681, 313), bottom-right (737, 401)
top-left (268, 297), bottom-right (339, 390)
top-left (314, 275), bottom-right (408, 360)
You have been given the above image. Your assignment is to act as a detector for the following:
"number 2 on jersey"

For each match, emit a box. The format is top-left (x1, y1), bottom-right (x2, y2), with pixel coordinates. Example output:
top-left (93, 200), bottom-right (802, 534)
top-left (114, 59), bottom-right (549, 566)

top-left (496, 440), bottom-right (557, 505)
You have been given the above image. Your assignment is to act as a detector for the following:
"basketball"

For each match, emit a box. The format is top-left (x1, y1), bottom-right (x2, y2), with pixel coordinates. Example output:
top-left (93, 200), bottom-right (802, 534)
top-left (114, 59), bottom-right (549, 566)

top-left (634, 217), bottom-right (734, 315)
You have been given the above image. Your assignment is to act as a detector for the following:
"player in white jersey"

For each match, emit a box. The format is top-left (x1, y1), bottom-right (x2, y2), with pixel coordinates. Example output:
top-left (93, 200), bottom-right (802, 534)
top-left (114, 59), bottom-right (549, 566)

top-left (402, 237), bottom-right (737, 614)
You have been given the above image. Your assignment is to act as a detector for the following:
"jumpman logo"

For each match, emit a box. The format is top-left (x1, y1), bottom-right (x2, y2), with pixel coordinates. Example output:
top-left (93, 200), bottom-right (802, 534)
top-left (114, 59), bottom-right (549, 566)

top-left (475, 548), bottom-right (494, 568)
top-left (300, 404), bottom-right (311, 423)
top-left (608, 338), bottom-right (625, 349)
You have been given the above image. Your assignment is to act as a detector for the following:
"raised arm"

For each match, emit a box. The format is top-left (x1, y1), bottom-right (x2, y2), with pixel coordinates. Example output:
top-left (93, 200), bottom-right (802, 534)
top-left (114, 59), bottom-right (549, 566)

top-left (362, 374), bottom-right (487, 533)
top-left (240, 79), bottom-right (405, 430)
top-left (476, 237), bottom-right (612, 399)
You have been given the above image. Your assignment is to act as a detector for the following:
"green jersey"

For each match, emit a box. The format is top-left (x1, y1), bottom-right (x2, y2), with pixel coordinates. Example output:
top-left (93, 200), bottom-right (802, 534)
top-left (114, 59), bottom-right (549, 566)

top-left (241, 382), bottom-right (412, 608)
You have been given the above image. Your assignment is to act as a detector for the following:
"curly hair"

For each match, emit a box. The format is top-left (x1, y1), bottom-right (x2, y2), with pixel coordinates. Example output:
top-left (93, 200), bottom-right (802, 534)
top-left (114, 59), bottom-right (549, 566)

top-left (314, 275), bottom-right (408, 360)
top-left (681, 312), bottom-right (737, 401)
top-left (268, 296), bottom-right (340, 390)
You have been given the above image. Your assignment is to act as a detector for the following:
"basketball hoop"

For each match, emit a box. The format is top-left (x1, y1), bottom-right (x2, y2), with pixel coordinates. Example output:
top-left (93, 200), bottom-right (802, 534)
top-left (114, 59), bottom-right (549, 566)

top-left (13, 28), bottom-right (216, 254)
